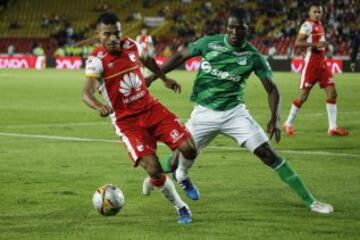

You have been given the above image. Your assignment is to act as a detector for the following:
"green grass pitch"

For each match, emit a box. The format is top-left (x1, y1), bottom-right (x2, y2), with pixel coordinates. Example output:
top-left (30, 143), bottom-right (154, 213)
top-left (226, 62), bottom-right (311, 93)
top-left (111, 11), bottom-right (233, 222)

top-left (0, 69), bottom-right (359, 240)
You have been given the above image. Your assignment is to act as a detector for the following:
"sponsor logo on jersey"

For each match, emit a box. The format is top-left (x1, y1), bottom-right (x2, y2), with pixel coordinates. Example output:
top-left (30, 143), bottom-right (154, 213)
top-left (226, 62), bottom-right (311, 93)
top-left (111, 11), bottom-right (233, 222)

top-left (119, 72), bottom-right (145, 104)
top-left (128, 52), bottom-right (136, 62)
top-left (119, 72), bottom-right (142, 97)
top-left (136, 143), bottom-right (144, 152)
top-left (237, 56), bottom-right (247, 65)
top-left (107, 62), bottom-right (114, 69)
top-left (200, 61), bottom-right (241, 82)
top-left (170, 129), bottom-right (184, 143)
top-left (205, 51), bottom-right (220, 60)
top-left (97, 51), bottom-right (105, 59)
top-left (232, 51), bottom-right (253, 56)
top-left (208, 42), bottom-right (228, 52)
top-left (123, 41), bottom-right (131, 49)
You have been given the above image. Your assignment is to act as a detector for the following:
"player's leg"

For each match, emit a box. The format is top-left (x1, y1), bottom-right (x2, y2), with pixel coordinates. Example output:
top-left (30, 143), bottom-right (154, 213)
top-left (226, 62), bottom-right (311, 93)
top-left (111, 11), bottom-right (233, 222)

top-left (223, 106), bottom-right (333, 214)
top-left (252, 143), bottom-right (333, 214)
top-left (173, 137), bottom-right (200, 200)
top-left (114, 119), bottom-right (191, 223)
top-left (151, 103), bottom-right (201, 200)
top-left (157, 105), bottom-right (220, 200)
top-left (283, 88), bottom-right (311, 136)
top-left (324, 85), bottom-right (349, 136)
top-left (139, 155), bottom-right (192, 224)
top-left (284, 57), bottom-right (316, 136)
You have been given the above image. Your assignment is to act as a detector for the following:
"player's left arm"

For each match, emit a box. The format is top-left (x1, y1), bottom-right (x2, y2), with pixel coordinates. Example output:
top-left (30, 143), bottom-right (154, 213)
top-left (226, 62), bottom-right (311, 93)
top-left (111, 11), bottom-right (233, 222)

top-left (254, 54), bottom-right (281, 142)
top-left (139, 55), bottom-right (181, 93)
top-left (261, 78), bottom-right (281, 143)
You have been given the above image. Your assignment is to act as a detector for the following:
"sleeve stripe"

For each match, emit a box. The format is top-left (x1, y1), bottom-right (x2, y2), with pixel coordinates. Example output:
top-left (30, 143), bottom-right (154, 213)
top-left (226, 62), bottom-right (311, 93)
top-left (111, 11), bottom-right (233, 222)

top-left (85, 73), bottom-right (100, 78)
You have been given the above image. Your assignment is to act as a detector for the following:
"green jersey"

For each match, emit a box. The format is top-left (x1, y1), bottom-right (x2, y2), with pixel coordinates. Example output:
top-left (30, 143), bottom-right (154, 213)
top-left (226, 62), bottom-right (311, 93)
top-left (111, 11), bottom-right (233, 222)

top-left (187, 34), bottom-right (272, 111)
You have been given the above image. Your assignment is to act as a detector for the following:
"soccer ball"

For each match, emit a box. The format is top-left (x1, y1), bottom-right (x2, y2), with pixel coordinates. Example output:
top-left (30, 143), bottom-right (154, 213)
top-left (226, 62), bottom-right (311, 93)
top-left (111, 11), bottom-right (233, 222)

top-left (92, 184), bottom-right (125, 216)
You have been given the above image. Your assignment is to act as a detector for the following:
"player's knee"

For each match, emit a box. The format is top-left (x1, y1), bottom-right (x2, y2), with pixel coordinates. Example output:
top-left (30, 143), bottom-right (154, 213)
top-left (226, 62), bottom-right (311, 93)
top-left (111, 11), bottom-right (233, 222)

top-left (180, 145), bottom-right (197, 160)
top-left (254, 143), bottom-right (278, 167)
top-left (177, 139), bottom-right (198, 160)
top-left (139, 156), bottom-right (163, 178)
top-left (332, 90), bottom-right (338, 99)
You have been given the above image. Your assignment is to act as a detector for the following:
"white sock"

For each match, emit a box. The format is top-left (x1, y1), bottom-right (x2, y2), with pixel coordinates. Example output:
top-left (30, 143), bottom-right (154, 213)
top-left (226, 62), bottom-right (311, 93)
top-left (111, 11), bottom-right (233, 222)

top-left (175, 154), bottom-right (195, 182)
top-left (156, 176), bottom-right (186, 210)
top-left (326, 103), bottom-right (337, 130)
top-left (285, 104), bottom-right (300, 126)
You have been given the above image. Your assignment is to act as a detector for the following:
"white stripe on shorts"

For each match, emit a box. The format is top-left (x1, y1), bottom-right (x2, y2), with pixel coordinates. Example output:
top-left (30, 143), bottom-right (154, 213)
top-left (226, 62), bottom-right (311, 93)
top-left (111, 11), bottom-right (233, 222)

top-left (300, 53), bottom-right (311, 89)
top-left (112, 119), bottom-right (139, 161)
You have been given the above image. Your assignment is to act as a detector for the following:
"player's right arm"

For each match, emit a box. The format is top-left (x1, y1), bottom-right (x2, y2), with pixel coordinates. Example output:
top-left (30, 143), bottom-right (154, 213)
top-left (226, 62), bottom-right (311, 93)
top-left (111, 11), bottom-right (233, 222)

top-left (82, 77), bottom-right (112, 117)
top-left (145, 48), bottom-right (194, 86)
top-left (145, 36), bottom-right (207, 86)
top-left (82, 56), bottom-right (113, 117)
top-left (294, 22), bottom-right (327, 50)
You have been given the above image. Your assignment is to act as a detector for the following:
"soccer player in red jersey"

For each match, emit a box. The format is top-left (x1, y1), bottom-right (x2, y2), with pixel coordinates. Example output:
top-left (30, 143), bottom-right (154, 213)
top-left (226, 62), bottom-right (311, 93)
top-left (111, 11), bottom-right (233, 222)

top-left (283, 4), bottom-right (349, 137)
top-left (82, 12), bottom-right (197, 224)
top-left (136, 28), bottom-right (155, 76)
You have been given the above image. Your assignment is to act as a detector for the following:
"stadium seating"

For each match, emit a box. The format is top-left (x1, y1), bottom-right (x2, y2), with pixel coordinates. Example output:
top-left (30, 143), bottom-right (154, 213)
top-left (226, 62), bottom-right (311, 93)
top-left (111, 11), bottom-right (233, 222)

top-left (0, 0), bottom-right (355, 57)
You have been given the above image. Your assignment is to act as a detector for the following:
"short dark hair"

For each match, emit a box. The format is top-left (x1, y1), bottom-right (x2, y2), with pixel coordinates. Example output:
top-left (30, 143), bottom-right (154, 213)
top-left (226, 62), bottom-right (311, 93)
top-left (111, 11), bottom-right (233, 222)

top-left (96, 12), bottom-right (120, 26)
top-left (309, 2), bottom-right (322, 8)
top-left (229, 8), bottom-right (249, 24)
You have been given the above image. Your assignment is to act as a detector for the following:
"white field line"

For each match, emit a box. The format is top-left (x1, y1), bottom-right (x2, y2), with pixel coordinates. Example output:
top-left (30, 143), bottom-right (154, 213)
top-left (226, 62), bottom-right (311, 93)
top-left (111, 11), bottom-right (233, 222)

top-left (1, 132), bottom-right (359, 159)
top-left (0, 122), bottom-right (109, 129)
top-left (1, 111), bottom-right (359, 129)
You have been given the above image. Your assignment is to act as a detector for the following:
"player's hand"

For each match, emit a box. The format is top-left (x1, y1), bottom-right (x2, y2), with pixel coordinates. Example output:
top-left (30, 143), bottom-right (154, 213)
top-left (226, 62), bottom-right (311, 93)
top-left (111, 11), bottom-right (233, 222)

top-left (145, 75), bottom-right (156, 87)
top-left (97, 105), bottom-right (113, 117)
top-left (350, 62), bottom-right (355, 72)
top-left (267, 118), bottom-right (281, 143)
top-left (163, 78), bottom-right (182, 93)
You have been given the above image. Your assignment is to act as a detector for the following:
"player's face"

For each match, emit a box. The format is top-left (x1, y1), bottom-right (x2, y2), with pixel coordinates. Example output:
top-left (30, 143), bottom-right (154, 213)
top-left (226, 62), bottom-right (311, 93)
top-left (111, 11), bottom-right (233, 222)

top-left (226, 16), bottom-right (248, 46)
top-left (309, 6), bottom-right (322, 21)
top-left (97, 22), bottom-right (122, 52)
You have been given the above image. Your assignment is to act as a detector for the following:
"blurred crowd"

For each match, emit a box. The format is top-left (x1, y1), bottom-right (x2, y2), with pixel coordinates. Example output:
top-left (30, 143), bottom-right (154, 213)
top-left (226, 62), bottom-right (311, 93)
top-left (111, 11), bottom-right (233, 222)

top-left (1, 0), bottom-right (358, 58)
top-left (157, 0), bottom-right (359, 57)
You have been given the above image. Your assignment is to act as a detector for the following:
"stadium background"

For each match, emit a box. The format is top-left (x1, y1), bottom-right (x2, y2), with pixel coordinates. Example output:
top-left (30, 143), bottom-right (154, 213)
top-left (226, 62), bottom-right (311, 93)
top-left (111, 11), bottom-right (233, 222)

top-left (0, 0), bottom-right (358, 71)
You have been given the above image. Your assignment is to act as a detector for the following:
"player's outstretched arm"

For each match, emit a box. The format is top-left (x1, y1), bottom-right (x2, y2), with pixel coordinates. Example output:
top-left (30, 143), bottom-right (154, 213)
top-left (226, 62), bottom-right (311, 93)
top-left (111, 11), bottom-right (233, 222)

top-left (145, 48), bottom-right (194, 87)
top-left (261, 78), bottom-right (281, 143)
top-left (140, 55), bottom-right (181, 93)
top-left (82, 77), bottom-right (113, 117)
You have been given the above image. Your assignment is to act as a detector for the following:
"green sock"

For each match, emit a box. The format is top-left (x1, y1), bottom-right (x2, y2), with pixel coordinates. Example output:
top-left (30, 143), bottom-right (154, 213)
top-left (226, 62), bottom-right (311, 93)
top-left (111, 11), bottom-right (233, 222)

top-left (274, 158), bottom-right (315, 208)
top-left (159, 155), bottom-right (173, 173)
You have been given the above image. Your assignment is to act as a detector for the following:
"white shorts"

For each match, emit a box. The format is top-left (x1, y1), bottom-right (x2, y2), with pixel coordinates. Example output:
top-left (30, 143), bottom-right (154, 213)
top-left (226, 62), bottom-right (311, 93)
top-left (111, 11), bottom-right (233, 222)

top-left (185, 104), bottom-right (269, 153)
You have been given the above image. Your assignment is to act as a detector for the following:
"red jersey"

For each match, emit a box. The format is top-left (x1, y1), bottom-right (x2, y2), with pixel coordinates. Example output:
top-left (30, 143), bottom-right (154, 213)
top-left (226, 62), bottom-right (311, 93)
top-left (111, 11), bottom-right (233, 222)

top-left (299, 19), bottom-right (326, 57)
top-left (135, 34), bottom-right (154, 56)
top-left (85, 37), bottom-right (157, 120)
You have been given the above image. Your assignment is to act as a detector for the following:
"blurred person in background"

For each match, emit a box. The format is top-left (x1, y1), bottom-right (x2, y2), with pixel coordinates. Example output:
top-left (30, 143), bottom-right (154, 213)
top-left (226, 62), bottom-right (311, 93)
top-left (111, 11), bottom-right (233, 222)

top-left (7, 44), bottom-right (15, 56)
top-left (283, 4), bottom-right (349, 137)
top-left (136, 28), bottom-right (155, 76)
top-left (32, 43), bottom-right (45, 56)
top-left (350, 29), bottom-right (360, 72)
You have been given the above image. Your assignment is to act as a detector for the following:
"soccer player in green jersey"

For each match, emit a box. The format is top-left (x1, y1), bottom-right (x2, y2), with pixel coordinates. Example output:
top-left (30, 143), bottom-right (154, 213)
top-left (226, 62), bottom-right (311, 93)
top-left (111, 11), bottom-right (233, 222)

top-left (144, 8), bottom-right (333, 214)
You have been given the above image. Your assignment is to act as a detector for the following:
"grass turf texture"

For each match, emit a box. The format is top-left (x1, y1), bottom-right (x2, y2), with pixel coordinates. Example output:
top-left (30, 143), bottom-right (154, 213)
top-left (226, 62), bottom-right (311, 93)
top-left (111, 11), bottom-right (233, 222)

top-left (0, 69), bottom-right (359, 240)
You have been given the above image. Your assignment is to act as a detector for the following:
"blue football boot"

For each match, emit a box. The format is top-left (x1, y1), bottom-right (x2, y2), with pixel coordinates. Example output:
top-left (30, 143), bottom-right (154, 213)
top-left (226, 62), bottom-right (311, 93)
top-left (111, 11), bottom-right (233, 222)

top-left (177, 205), bottom-right (192, 224)
top-left (173, 173), bottom-right (200, 200)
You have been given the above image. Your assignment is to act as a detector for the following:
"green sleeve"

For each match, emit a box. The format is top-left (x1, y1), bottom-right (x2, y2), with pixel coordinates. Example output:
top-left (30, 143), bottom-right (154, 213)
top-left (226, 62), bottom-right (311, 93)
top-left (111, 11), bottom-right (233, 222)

top-left (254, 54), bottom-right (273, 81)
top-left (187, 36), bottom-right (209, 57)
